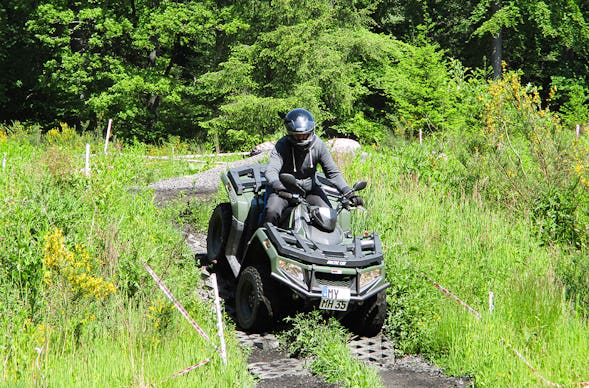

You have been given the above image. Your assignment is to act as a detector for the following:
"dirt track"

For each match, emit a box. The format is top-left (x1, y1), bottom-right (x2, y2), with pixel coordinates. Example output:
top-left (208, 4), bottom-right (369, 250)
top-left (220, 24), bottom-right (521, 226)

top-left (151, 154), bottom-right (471, 387)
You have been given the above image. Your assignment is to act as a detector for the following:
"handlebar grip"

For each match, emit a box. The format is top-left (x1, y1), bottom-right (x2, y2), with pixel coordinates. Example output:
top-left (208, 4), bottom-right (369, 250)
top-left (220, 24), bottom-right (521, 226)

top-left (278, 191), bottom-right (292, 200)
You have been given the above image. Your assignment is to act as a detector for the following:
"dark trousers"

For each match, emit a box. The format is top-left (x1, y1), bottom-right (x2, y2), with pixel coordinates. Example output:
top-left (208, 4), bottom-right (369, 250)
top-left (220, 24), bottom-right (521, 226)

top-left (264, 186), bottom-right (331, 226)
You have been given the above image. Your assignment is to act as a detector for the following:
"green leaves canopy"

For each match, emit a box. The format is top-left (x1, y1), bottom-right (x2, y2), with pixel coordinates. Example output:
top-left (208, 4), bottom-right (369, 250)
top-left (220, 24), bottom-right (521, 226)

top-left (25, 0), bottom-right (245, 141)
top-left (3, 0), bottom-right (588, 147)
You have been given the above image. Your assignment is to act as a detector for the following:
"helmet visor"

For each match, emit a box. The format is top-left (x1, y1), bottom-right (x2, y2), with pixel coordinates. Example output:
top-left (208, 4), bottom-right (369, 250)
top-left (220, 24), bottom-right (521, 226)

top-left (291, 133), bottom-right (310, 141)
top-left (287, 115), bottom-right (314, 135)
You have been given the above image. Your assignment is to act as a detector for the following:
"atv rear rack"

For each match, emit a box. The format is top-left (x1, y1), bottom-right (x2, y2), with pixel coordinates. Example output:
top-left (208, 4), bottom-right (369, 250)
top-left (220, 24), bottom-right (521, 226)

top-left (226, 164), bottom-right (341, 198)
top-left (227, 164), bottom-right (268, 195)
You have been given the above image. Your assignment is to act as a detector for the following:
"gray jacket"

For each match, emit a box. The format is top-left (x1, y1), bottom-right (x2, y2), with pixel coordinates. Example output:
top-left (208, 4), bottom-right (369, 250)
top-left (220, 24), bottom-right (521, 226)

top-left (265, 135), bottom-right (351, 194)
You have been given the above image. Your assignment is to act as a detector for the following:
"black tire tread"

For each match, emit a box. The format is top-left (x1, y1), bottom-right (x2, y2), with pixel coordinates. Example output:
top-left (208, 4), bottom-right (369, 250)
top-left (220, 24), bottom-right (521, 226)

top-left (345, 290), bottom-right (387, 337)
top-left (235, 265), bottom-right (273, 332)
top-left (205, 203), bottom-right (232, 266)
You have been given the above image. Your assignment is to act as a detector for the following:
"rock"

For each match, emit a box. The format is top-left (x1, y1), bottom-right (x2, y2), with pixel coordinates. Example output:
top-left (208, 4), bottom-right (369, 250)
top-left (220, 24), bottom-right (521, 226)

top-left (326, 138), bottom-right (361, 155)
top-left (326, 138), bottom-right (362, 167)
top-left (250, 141), bottom-right (275, 156)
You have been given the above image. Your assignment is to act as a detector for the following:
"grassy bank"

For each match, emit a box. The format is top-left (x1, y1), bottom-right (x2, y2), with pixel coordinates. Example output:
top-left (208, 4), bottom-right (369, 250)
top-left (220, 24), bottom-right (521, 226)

top-left (4, 118), bottom-right (589, 387)
top-left (0, 124), bottom-right (253, 386)
top-left (345, 147), bottom-right (589, 386)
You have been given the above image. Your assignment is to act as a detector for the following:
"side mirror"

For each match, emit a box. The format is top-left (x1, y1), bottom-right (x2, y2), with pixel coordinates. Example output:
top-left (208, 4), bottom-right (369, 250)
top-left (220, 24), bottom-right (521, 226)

top-left (352, 180), bottom-right (367, 192)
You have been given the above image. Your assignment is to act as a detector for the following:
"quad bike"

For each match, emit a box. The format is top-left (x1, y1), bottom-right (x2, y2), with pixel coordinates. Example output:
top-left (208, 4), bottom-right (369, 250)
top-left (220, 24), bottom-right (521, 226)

top-left (206, 164), bottom-right (389, 337)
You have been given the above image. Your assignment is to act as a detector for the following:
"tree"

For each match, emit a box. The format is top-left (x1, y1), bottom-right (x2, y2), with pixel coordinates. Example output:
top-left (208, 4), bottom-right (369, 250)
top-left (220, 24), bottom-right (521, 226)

top-left (198, 3), bottom-right (458, 150)
top-left (24, 0), bottom-right (247, 141)
top-left (371, 0), bottom-right (589, 90)
top-left (0, 0), bottom-right (52, 122)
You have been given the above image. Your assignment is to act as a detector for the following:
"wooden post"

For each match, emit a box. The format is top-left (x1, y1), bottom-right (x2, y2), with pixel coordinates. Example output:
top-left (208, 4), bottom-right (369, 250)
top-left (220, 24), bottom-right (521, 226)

top-left (214, 132), bottom-right (220, 154)
top-left (419, 128), bottom-right (423, 145)
top-left (489, 291), bottom-right (494, 313)
top-left (104, 119), bottom-right (112, 154)
top-left (576, 124), bottom-right (581, 138)
top-left (85, 144), bottom-right (91, 177)
top-left (210, 273), bottom-right (227, 365)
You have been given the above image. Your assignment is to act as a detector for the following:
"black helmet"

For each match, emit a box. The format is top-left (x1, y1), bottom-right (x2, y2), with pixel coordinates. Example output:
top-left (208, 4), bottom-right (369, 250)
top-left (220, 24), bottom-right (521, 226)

top-left (284, 108), bottom-right (316, 148)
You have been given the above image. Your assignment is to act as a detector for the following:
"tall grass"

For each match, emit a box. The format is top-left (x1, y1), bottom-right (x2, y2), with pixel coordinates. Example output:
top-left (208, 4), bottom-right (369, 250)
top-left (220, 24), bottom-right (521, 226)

top-left (4, 96), bottom-right (589, 387)
top-left (280, 311), bottom-right (382, 388)
top-left (0, 123), bottom-right (253, 387)
top-left (344, 146), bottom-right (589, 386)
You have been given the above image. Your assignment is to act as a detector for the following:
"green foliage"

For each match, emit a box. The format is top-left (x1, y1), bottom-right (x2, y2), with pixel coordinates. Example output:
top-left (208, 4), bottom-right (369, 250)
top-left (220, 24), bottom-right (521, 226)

top-left (376, 0), bottom-right (589, 95)
top-left (334, 111), bottom-right (391, 145)
top-left (200, 94), bottom-right (293, 152)
top-left (23, 1), bottom-right (249, 141)
top-left (0, 125), bottom-right (253, 386)
top-left (550, 76), bottom-right (589, 130)
top-left (345, 149), bottom-right (589, 385)
top-left (380, 41), bottom-right (460, 136)
top-left (473, 71), bottom-right (588, 248)
top-left (280, 311), bottom-right (382, 388)
top-left (532, 185), bottom-right (584, 247)
top-left (2, 0), bottom-right (589, 148)
top-left (199, 13), bottom-right (457, 148)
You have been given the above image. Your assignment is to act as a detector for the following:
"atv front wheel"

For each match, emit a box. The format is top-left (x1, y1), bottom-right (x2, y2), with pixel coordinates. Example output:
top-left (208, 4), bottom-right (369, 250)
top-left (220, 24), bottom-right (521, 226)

top-left (235, 266), bottom-right (273, 332)
top-left (205, 203), bottom-right (232, 266)
top-left (344, 290), bottom-right (387, 337)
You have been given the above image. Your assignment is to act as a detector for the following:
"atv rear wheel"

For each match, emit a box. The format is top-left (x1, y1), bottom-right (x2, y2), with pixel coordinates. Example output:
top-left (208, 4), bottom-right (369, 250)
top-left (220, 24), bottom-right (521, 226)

top-left (344, 290), bottom-right (387, 337)
top-left (205, 203), bottom-right (232, 267)
top-left (235, 266), bottom-right (273, 332)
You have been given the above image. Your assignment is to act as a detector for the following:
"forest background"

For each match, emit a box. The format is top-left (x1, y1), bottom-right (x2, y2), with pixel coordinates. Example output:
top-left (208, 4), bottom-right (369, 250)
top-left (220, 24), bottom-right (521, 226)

top-left (2, 0), bottom-right (588, 147)
top-left (3, 0), bottom-right (589, 386)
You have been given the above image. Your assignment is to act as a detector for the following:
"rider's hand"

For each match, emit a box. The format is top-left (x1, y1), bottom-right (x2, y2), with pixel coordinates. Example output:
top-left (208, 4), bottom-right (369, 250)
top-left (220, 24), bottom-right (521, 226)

top-left (349, 195), bottom-right (364, 207)
top-left (344, 190), bottom-right (364, 207)
top-left (277, 190), bottom-right (292, 200)
top-left (277, 190), bottom-right (302, 204)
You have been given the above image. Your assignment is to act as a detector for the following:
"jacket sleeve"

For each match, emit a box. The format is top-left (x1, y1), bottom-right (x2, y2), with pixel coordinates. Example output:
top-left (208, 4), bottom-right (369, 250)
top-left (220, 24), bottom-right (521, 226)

top-left (265, 141), bottom-right (286, 191)
top-left (316, 140), bottom-right (351, 194)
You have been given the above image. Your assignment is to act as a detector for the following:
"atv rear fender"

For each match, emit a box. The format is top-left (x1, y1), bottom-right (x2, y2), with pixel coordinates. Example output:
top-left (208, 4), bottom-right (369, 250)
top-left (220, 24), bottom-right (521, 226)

top-left (220, 166), bottom-right (268, 277)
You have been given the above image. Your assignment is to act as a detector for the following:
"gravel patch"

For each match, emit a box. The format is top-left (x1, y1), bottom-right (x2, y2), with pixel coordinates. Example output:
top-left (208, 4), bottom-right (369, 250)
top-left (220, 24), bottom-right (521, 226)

top-left (148, 153), bottom-right (267, 203)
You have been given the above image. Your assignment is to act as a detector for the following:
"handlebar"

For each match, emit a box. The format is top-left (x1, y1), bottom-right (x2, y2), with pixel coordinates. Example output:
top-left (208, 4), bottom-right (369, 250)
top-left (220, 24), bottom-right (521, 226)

top-left (277, 173), bottom-right (367, 211)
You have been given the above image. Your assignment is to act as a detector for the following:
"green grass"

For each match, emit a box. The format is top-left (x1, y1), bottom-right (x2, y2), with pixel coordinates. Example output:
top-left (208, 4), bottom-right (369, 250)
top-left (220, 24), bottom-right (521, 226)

top-left (0, 130), bottom-right (254, 387)
top-left (33, 305), bottom-right (252, 387)
top-left (280, 311), bottom-right (382, 388)
top-left (344, 148), bottom-right (589, 386)
top-left (5, 122), bottom-right (589, 387)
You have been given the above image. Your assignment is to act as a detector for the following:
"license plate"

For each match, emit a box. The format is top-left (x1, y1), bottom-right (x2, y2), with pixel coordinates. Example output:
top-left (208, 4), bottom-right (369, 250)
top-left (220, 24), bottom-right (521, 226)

top-left (319, 286), bottom-right (350, 311)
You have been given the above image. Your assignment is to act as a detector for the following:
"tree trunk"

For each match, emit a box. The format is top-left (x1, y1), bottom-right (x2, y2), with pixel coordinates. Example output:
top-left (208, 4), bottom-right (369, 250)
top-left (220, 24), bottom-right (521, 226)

top-left (491, 0), bottom-right (503, 79)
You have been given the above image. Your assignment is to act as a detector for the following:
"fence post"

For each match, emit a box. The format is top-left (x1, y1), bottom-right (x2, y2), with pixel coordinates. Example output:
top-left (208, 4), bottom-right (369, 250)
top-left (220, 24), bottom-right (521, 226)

top-left (210, 273), bottom-right (227, 365)
top-left (85, 144), bottom-right (91, 177)
top-left (489, 291), bottom-right (494, 313)
top-left (576, 124), bottom-right (581, 138)
top-left (104, 119), bottom-right (112, 154)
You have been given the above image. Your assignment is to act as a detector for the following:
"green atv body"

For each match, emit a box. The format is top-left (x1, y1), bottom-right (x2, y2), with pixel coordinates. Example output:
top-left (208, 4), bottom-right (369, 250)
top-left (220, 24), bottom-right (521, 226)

top-left (206, 164), bottom-right (389, 336)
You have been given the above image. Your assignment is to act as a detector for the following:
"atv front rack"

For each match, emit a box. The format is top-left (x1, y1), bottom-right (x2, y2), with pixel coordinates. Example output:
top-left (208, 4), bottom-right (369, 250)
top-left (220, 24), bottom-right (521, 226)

top-left (264, 223), bottom-right (383, 268)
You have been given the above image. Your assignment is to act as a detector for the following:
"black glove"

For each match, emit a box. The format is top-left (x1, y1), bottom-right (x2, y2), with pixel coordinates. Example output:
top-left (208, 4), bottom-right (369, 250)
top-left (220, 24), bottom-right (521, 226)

top-left (350, 195), bottom-right (364, 207)
top-left (277, 190), bottom-right (293, 200)
top-left (277, 189), bottom-right (301, 204)
top-left (344, 191), bottom-right (364, 207)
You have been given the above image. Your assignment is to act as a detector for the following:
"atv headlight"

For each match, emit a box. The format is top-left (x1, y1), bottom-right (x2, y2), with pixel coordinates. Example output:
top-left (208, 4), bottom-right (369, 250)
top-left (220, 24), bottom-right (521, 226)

top-left (278, 260), bottom-right (305, 283)
top-left (359, 268), bottom-right (381, 290)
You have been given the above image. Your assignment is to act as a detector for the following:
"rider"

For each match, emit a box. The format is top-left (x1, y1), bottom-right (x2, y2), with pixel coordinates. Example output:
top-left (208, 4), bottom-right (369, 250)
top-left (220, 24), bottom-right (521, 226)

top-left (264, 108), bottom-right (364, 226)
